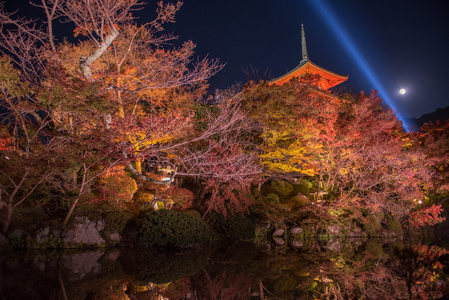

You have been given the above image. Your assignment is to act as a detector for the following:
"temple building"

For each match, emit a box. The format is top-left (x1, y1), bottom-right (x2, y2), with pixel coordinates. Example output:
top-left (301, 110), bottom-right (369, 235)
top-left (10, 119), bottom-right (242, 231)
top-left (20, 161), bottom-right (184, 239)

top-left (270, 24), bottom-right (348, 90)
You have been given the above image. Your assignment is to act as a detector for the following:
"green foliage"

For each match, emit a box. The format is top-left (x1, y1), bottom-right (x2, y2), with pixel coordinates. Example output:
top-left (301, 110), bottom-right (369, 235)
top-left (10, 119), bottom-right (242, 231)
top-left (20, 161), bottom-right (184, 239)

top-left (269, 179), bottom-right (294, 199)
top-left (284, 195), bottom-right (307, 210)
top-left (386, 217), bottom-right (403, 236)
top-left (293, 179), bottom-right (312, 196)
top-left (185, 209), bottom-right (202, 220)
top-left (137, 209), bottom-right (214, 247)
top-left (0, 56), bottom-right (30, 97)
top-left (9, 207), bottom-right (48, 233)
top-left (363, 214), bottom-right (383, 236)
top-left (265, 193), bottom-right (280, 204)
top-left (206, 211), bottom-right (255, 241)
top-left (103, 210), bottom-right (134, 234)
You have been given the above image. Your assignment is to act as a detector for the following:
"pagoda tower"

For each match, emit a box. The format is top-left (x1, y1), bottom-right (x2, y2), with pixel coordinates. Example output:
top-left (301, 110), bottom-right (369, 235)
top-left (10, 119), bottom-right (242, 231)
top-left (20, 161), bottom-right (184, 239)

top-left (270, 24), bottom-right (348, 90)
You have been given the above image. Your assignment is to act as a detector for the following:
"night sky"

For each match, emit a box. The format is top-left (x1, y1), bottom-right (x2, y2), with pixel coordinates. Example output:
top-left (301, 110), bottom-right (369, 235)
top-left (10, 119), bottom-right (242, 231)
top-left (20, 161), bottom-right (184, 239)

top-left (4, 0), bottom-right (449, 120)
top-left (160, 0), bottom-right (449, 120)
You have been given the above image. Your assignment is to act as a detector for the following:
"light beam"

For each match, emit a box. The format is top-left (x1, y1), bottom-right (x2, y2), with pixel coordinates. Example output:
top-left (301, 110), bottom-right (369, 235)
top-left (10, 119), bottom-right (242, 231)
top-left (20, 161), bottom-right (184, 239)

top-left (307, 0), bottom-right (413, 131)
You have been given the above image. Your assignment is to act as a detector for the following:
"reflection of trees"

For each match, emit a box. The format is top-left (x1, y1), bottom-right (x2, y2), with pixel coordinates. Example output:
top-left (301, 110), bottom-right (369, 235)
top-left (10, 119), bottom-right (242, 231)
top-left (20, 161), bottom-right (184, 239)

top-left (305, 243), bottom-right (449, 300)
top-left (394, 244), bottom-right (448, 299)
top-left (120, 248), bottom-right (209, 284)
top-left (0, 241), bottom-right (448, 299)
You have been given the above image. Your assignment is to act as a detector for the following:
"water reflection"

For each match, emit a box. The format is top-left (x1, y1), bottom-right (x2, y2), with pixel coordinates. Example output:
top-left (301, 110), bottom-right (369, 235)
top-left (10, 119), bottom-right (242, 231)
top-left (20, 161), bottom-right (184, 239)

top-left (1, 238), bottom-right (448, 299)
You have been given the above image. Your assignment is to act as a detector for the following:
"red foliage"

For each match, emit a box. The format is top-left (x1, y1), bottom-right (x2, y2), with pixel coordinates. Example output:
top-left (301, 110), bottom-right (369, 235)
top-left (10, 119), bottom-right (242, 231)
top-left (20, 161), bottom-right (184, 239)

top-left (408, 204), bottom-right (446, 228)
top-left (0, 137), bottom-right (13, 151)
top-left (164, 187), bottom-right (194, 210)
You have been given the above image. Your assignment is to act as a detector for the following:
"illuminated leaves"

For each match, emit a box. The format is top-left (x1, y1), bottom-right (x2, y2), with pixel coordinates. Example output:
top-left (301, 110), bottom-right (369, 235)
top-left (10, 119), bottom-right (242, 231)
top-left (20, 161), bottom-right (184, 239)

top-left (408, 204), bottom-right (446, 228)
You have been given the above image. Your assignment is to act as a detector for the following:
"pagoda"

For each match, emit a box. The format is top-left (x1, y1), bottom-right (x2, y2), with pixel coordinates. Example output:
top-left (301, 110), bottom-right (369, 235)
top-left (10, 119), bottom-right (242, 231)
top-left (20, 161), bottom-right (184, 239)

top-left (270, 24), bottom-right (348, 90)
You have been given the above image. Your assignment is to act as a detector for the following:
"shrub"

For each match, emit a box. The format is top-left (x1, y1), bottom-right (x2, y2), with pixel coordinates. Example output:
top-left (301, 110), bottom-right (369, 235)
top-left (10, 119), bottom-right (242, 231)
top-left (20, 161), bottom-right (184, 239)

top-left (269, 180), bottom-right (294, 199)
top-left (265, 193), bottom-right (280, 204)
top-left (101, 174), bottom-right (138, 203)
top-left (206, 211), bottom-right (255, 241)
top-left (103, 210), bottom-right (134, 234)
top-left (363, 214), bottom-right (382, 236)
top-left (386, 216), bottom-right (403, 236)
top-left (293, 179), bottom-right (312, 196)
top-left (283, 195), bottom-right (307, 209)
top-left (137, 209), bottom-right (213, 247)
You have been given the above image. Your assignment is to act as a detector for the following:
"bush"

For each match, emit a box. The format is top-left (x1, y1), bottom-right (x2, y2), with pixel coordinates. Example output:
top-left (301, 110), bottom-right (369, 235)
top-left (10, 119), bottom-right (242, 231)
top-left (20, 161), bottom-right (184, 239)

top-left (265, 193), bottom-right (280, 204)
top-left (363, 213), bottom-right (382, 236)
top-left (386, 216), bottom-right (403, 236)
top-left (137, 209), bottom-right (213, 247)
top-left (103, 210), bottom-right (134, 234)
top-left (269, 180), bottom-right (294, 199)
top-left (101, 174), bottom-right (138, 203)
top-left (283, 195), bottom-right (307, 209)
top-left (206, 212), bottom-right (255, 241)
top-left (293, 179), bottom-right (312, 196)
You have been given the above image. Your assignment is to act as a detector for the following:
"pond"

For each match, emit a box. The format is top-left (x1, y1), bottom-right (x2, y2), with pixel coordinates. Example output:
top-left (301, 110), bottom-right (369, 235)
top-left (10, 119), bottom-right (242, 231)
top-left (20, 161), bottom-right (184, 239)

top-left (1, 235), bottom-right (449, 299)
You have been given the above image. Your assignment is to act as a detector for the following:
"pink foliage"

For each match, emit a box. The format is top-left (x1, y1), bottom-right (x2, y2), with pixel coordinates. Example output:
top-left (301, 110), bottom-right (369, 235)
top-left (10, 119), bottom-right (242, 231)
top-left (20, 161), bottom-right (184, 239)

top-left (408, 204), bottom-right (446, 228)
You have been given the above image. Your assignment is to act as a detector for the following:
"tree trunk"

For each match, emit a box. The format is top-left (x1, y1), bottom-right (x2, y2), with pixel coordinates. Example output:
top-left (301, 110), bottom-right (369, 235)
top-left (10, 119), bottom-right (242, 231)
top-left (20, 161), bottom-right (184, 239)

top-left (1, 204), bottom-right (13, 234)
top-left (62, 196), bottom-right (80, 229)
top-left (135, 158), bottom-right (142, 174)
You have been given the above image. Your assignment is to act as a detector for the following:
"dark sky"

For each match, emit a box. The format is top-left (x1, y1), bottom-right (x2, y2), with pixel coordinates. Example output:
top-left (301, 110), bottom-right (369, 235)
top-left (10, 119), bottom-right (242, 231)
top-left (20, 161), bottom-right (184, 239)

top-left (160, 0), bottom-right (449, 120)
top-left (4, 0), bottom-right (449, 119)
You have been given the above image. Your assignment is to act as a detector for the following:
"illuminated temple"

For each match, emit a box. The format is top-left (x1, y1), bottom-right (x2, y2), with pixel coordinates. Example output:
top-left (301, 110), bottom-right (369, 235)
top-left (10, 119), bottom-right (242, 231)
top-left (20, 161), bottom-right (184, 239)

top-left (270, 24), bottom-right (348, 90)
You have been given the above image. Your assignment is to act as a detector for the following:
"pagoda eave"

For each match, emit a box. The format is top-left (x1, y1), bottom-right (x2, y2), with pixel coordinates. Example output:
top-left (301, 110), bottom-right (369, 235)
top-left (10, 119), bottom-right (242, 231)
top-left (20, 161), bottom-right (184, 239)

top-left (270, 60), bottom-right (348, 90)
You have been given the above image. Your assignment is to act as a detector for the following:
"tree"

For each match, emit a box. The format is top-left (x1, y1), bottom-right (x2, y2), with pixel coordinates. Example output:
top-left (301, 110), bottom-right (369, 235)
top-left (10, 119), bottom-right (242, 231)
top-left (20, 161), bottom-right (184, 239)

top-left (242, 76), bottom-right (338, 181)
top-left (414, 120), bottom-right (449, 196)
top-left (0, 57), bottom-right (67, 233)
top-left (242, 79), bottom-right (434, 222)
top-left (321, 91), bottom-right (432, 218)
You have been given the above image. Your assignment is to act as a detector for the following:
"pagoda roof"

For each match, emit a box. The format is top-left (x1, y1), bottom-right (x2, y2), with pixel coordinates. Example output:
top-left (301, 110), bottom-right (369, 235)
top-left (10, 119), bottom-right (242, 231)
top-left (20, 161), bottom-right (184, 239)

top-left (269, 24), bottom-right (348, 90)
top-left (270, 59), bottom-right (349, 90)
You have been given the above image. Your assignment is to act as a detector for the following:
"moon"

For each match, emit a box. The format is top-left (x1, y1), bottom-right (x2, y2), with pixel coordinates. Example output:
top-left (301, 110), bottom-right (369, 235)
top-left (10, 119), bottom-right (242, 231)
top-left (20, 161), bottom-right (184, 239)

top-left (399, 88), bottom-right (406, 95)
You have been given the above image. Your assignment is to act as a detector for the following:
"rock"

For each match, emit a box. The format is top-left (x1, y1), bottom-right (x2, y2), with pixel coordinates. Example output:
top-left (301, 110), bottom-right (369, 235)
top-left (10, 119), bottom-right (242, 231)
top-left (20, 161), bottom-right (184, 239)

top-left (326, 225), bottom-right (340, 236)
top-left (272, 228), bottom-right (285, 237)
top-left (326, 240), bottom-right (341, 252)
top-left (62, 217), bottom-right (105, 246)
top-left (108, 250), bottom-right (120, 261)
top-left (291, 240), bottom-right (303, 248)
top-left (273, 237), bottom-right (285, 245)
top-left (33, 255), bottom-right (46, 272)
top-left (96, 219), bottom-right (106, 232)
top-left (381, 230), bottom-right (397, 238)
top-left (291, 227), bottom-right (302, 235)
top-left (36, 227), bottom-right (50, 244)
top-left (60, 251), bottom-right (103, 280)
top-left (348, 227), bottom-right (364, 238)
top-left (109, 232), bottom-right (121, 243)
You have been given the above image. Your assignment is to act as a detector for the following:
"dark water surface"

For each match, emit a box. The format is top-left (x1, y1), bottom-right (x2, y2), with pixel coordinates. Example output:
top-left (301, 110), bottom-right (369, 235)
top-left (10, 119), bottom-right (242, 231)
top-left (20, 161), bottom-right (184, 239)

top-left (1, 237), bottom-right (449, 299)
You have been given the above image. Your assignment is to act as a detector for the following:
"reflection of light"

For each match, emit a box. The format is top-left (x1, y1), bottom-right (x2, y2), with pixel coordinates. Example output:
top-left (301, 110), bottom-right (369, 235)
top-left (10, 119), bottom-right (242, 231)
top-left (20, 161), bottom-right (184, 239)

top-left (418, 200), bottom-right (422, 204)
top-left (307, 0), bottom-right (412, 132)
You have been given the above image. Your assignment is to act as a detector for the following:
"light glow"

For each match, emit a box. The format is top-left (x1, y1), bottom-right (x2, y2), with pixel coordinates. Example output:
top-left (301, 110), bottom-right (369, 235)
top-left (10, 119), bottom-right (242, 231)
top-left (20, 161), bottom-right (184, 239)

top-left (399, 88), bottom-right (406, 95)
top-left (307, 0), bottom-right (413, 131)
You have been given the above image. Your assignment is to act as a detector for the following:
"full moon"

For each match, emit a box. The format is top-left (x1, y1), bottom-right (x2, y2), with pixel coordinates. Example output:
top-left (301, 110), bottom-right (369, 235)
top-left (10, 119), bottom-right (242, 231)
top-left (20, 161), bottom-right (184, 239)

top-left (399, 88), bottom-right (406, 95)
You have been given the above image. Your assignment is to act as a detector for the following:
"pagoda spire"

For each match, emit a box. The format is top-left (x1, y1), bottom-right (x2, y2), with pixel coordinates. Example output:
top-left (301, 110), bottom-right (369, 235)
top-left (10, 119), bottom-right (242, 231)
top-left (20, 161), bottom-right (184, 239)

top-left (301, 24), bottom-right (308, 62)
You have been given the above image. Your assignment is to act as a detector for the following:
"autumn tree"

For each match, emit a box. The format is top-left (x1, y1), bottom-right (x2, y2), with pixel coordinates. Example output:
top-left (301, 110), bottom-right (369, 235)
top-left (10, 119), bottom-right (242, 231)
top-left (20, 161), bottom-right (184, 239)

top-left (242, 76), bottom-right (339, 180)
top-left (242, 79), bottom-right (436, 223)
top-left (323, 91), bottom-right (433, 219)
top-left (0, 57), bottom-right (68, 233)
top-left (414, 120), bottom-right (449, 198)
